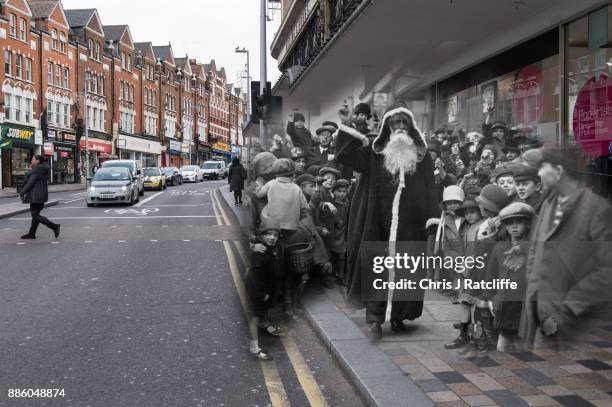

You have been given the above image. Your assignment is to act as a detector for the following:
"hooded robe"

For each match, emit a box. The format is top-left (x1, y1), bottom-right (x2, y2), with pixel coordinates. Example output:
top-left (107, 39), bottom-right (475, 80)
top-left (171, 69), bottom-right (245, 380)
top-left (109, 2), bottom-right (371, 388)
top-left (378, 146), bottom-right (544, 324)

top-left (335, 106), bottom-right (439, 323)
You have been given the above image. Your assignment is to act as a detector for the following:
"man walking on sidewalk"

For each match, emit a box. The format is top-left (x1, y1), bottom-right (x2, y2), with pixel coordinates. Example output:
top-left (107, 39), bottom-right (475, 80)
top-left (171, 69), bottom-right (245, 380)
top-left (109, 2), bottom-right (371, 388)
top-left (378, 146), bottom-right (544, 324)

top-left (19, 155), bottom-right (61, 240)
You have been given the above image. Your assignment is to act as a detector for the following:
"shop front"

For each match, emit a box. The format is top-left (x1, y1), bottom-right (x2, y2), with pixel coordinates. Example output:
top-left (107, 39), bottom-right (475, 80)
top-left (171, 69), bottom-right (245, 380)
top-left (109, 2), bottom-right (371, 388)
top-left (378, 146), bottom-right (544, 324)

top-left (196, 142), bottom-right (211, 165)
top-left (231, 145), bottom-right (241, 160)
top-left (116, 134), bottom-right (162, 168)
top-left (164, 140), bottom-right (182, 168)
top-left (45, 129), bottom-right (78, 184)
top-left (79, 138), bottom-right (113, 178)
top-left (0, 124), bottom-right (41, 188)
top-left (211, 142), bottom-right (232, 163)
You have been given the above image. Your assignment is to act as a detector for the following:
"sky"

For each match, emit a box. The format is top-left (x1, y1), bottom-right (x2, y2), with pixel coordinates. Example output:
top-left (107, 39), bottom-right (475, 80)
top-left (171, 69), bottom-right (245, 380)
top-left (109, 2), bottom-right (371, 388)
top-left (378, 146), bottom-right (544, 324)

top-left (61, 0), bottom-right (282, 94)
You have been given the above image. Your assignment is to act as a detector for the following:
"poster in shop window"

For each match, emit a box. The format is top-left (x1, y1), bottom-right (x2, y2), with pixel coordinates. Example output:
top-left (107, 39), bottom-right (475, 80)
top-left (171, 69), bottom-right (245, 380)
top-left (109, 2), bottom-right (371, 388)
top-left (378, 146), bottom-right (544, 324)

top-left (572, 72), bottom-right (612, 157)
top-left (447, 95), bottom-right (458, 124)
top-left (481, 81), bottom-right (497, 114)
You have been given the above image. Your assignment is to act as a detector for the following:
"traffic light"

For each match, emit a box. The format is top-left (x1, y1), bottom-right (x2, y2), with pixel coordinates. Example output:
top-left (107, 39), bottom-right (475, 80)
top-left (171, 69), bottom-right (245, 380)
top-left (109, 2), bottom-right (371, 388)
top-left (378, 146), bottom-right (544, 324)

top-left (250, 81), bottom-right (272, 124)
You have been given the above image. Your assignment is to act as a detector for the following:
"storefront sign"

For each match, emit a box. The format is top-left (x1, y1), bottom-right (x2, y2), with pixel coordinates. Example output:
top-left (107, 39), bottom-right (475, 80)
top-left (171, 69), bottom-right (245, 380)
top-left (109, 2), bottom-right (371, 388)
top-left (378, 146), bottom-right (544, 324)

top-left (117, 134), bottom-right (162, 155)
top-left (572, 73), bottom-right (612, 157)
top-left (60, 151), bottom-right (68, 158)
top-left (231, 145), bottom-right (241, 155)
top-left (168, 140), bottom-right (181, 154)
top-left (180, 143), bottom-right (190, 153)
top-left (43, 142), bottom-right (55, 156)
top-left (212, 142), bottom-right (230, 152)
top-left (1, 125), bottom-right (35, 144)
top-left (47, 129), bottom-right (57, 139)
top-left (63, 133), bottom-right (76, 143)
top-left (80, 138), bottom-right (112, 154)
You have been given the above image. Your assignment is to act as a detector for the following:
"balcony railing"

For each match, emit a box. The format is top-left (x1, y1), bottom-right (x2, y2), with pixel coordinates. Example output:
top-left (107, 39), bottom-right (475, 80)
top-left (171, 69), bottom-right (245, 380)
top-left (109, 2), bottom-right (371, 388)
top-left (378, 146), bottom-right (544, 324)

top-left (329, 0), bottom-right (361, 34)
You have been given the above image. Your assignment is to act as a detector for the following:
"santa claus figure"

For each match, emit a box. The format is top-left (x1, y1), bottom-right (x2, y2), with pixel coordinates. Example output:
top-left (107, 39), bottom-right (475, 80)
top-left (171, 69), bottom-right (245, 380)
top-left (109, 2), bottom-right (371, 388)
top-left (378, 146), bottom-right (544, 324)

top-left (336, 104), bottom-right (439, 339)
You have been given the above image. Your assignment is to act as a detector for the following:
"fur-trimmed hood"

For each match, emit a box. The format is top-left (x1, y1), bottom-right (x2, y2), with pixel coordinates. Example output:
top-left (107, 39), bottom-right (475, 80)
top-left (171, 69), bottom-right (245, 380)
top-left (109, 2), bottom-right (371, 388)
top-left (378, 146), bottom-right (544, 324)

top-left (371, 105), bottom-right (428, 161)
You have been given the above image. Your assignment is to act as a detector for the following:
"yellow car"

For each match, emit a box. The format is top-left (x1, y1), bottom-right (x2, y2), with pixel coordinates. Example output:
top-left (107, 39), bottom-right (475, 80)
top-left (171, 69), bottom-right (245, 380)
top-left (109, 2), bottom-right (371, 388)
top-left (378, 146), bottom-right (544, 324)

top-left (143, 167), bottom-right (167, 191)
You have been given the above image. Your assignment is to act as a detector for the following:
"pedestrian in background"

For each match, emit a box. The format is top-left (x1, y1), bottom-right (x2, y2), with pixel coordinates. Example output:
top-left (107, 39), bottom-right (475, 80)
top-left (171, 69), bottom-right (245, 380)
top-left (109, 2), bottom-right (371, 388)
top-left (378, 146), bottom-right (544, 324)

top-left (19, 155), bottom-right (61, 240)
top-left (228, 157), bottom-right (247, 205)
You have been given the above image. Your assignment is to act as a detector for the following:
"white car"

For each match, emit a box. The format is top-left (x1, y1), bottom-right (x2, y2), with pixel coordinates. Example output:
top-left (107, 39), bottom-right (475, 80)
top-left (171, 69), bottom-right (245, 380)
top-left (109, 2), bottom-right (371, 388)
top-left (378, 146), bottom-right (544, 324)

top-left (201, 161), bottom-right (227, 180)
top-left (180, 165), bottom-right (203, 182)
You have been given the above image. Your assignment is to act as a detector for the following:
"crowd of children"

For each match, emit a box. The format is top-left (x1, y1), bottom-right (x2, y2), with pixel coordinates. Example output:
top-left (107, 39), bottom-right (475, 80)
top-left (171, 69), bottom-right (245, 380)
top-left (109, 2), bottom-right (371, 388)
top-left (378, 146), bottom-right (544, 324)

top-left (241, 101), bottom-right (608, 360)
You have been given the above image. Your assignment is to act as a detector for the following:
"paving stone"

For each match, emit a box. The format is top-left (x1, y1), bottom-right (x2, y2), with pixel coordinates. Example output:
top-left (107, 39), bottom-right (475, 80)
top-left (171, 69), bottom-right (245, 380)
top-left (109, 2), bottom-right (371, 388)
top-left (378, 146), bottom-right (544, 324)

top-left (464, 373), bottom-right (505, 391)
top-left (537, 385), bottom-right (574, 397)
top-left (448, 362), bottom-right (482, 374)
top-left (403, 343), bottom-right (439, 358)
top-left (528, 361), bottom-right (572, 378)
top-left (433, 401), bottom-right (469, 407)
top-left (560, 350), bottom-right (590, 361)
top-left (573, 373), bottom-right (612, 391)
top-left (480, 366), bottom-right (517, 378)
top-left (447, 383), bottom-right (482, 396)
top-left (400, 363), bottom-right (436, 380)
top-left (496, 376), bottom-right (543, 396)
top-left (460, 395), bottom-right (497, 406)
top-left (417, 378), bottom-right (450, 392)
top-left (552, 395), bottom-right (597, 406)
top-left (390, 354), bottom-right (419, 365)
top-left (554, 375), bottom-right (597, 390)
top-left (384, 347), bottom-right (411, 357)
top-left (561, 364), bottom-right (594, 374)
top-left (521, 394), bottom-right (561, 406)
top-left (579, 360), bottom-right (612, 371)
top-left (485, 389), bottom-right (530, 406)
top-left (601, 371), bottom-right (612, 380)
top-left (513, 368), bottom-right (556, 386)
top-left (545, 354), bottom-right (577, 366)
top-left (434, 371), bottom-right (470, 384)
top-left (512, 351), bottom-right (546, 362)
top-left (362, 374), bottom-right (434, 407)
top-left (333, 338), bottom-right (401, 379)
top-left (468, 356), bottom-right (499, 368)
top-left (592, 400), bottom-right (612, 407)
top-left (574, 388), bottom-right (612, 400)
top-left (593, 342), bottom-right (612, 349)
top-left (310, 312), bottom-right (367, 340)
top-left (499, 358), bottom-right (528, 369)
top-left (419, 357), bottom-right (454, 372)
top-left (428, 391), bottom-right (461, 403)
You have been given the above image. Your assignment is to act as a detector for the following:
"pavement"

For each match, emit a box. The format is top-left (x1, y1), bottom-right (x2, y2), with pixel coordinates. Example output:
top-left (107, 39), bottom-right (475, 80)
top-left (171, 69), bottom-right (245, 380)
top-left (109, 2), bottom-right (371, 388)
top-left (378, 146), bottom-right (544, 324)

top-left (0, 182), bottom-right (86, 199)
top-left (220, 187), bottom-right (612, 407)
top-left (0, 180), bottom-right (364, 407)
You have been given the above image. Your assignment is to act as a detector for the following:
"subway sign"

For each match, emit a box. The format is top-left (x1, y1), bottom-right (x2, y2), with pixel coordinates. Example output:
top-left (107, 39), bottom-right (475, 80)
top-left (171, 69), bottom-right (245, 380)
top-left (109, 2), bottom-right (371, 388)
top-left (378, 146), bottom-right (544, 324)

top-left (1, 125), bottom-right (34, 144)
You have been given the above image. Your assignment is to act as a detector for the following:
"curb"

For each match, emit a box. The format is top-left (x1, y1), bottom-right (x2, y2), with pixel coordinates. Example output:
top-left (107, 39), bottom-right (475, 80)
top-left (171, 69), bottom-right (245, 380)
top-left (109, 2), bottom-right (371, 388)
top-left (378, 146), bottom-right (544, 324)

top-left (0, 185), bottom-right (86, 200)
top-left (0, 200), bottom-right (59, 220)
top-left (216, 186), bottom-right (432, 407)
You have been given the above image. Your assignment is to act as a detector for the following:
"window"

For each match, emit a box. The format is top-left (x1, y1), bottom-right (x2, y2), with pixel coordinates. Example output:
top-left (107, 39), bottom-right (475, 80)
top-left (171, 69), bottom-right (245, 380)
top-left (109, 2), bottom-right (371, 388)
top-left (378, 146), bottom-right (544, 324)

top-left (51, 29), bottom-right (58, 49)
top-left (88, 39), bottom-right (94, 58)
top-left (9, 14), bottom-right (16, 38)
top-left (4, 93), bottom-right (12, 120)
top-left (55, 64), bottom-right (61, 86)
top-left (19, 18), bottom-right (26, 41)
top-left (121, 52), bottom-right (126, 69)
top-left (47, 62), bottom-right (53, 84)
top-left (63, 67), bottom-right (69, 88)
top-left (95, 43), bottom-right (100, 61)
top-left (25, 97), bottom-right (32, 123)
top-left (59, 32), bottom-right (66, 53)
top-left (119, 82), bottom-right (124, 100)
top-left (15, 54), bottom-right (22, 79)
top-left (55, 101), bottom-right (60, 124)
top-left (98, 75), bottom-right (104, 96)
top-left (47, 99), bottom-right (53, 123)
top-left (25, 58), bottom-right (32, 82)
top-left (4, 51), bottom-right (12, 76)
top-left (14, 95), bottom-right (22, 122)
top-left (130, 85), bottom-right (134, 102)
top-left (127, 55), bottom-right (131, 71)
top-left (63, 104), bottom-right (69, 127)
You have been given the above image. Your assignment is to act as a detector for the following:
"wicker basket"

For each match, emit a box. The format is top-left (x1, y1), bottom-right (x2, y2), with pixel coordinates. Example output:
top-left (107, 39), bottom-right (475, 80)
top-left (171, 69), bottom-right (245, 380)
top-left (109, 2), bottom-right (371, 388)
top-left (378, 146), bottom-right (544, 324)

top-left (286, 243), bottom-right (313, 275)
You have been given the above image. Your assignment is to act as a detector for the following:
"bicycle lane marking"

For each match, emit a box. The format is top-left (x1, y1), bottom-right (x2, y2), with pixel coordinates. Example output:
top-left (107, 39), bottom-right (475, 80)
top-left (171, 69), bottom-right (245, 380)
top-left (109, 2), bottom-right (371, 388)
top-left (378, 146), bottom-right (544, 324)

top-left (210, 188), bottom-right (291, 407)
top-left (134, 191), bottom-right (164, 207)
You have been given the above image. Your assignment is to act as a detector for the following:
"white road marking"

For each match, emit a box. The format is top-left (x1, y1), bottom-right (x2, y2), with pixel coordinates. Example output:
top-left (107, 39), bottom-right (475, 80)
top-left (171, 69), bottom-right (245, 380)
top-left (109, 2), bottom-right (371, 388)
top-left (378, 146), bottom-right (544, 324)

top-left (183, 239), bottom-right (191, 242)
top-left (51, 241), bottom-right (60, 244)
top-left (118, 240), bottom-right (126, 243)
top-left (9, 216), bottom-right (218, 220)
top-left (62, 198), bottom-right (85, 204)
top-left (150, 240), bottom-right (158, 242)
top-left (16, 242), bottom-right (25, 245)
top-left (135, 191), bottom-right (164, 207)
top-left (84, 241), bottom-right (93, 243)
top-left (104, 208), bottom-right (159, 216)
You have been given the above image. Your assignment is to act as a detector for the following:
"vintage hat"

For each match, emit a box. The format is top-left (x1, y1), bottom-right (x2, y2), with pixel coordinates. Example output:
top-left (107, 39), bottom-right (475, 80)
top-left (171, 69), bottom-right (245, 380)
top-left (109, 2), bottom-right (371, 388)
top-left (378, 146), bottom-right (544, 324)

top-left (307, 165), bottom-right (322, 177)
top-left (427, 138), bottom-right (442, 155)
top-left (476, 184), bottom-right (512, 215)
top-left (295, 173), bottom-right (316, 186)
top-left (316, 122), bottom-right (338, 136)
top-left (272, 158), bottom-right (296, 177)
top-left (442, 185), bottom-right (465, 203)
top-left (293, 112), bottom-right (306, 122)
top-left (258, 214), bottom-right (280, 234)
top-left (498, 202), bottom-right (535, 223)
top-left (491, 166), bottom-right (514, 182)
top-left (319, 166), bottom-right (341, 178)
top-left (331, 178), bottom-right (350, 191)
top-left (512, 164), bottom-right (539, 182)
top-left (520, 148), bottom-right (543, 169)
top-left (290, 147), bottom-right (306, 160)
top-left (252, 152), bottom-right (278, 177)
top-left (354, 103), bottom-right (372, 118)
top-left (490, 121), bottom-right (508, 132)
top-left (456, 198), bottom-right (479, 216)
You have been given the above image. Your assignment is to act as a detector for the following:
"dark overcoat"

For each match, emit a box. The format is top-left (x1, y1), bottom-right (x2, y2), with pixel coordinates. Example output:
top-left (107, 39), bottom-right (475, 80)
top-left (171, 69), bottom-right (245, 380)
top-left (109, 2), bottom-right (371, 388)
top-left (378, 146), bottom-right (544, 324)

top-left (20, 163), bottom-right (50, 203)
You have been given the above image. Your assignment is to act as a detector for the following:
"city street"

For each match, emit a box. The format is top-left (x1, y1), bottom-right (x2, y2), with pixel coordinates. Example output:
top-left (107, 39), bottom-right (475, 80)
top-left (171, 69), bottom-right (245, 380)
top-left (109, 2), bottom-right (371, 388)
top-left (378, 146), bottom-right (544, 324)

top-left (0, 180), bottom-right (363, 407)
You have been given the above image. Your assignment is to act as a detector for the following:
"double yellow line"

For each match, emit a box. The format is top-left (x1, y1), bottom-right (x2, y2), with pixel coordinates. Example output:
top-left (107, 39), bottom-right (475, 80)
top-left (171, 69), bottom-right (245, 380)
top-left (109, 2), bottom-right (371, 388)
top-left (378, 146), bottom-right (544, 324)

top-left (210, 189), bottom-right (329, 407)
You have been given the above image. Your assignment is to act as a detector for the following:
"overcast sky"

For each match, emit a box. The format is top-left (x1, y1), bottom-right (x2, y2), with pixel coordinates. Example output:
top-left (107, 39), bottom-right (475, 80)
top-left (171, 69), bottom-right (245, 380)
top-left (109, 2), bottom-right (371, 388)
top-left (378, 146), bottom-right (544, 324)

top-left (61, 0), bottom-right (282, 93)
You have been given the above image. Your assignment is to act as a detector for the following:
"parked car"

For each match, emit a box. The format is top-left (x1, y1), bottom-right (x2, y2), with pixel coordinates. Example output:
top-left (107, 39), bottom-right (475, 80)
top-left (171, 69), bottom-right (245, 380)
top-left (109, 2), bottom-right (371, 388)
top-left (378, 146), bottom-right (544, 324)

top-left (161, 167), bottom-right (182, 186)
top-left (101, 159), bottom-right (144, 196)
top-left (202, 160), bottom-right (227, 180)
top-left (180, 165), bottom-right (203, 182)
top-left (143, 167), bottom-right (166, 190)
top-left (86, 167), bottom-right (139, 207)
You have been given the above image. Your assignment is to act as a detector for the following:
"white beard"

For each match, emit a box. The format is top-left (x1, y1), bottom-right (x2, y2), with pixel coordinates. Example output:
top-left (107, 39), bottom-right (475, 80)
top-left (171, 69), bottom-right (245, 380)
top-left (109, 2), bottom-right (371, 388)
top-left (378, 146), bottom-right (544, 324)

top-left (382, 130), bottom-right (419, 178)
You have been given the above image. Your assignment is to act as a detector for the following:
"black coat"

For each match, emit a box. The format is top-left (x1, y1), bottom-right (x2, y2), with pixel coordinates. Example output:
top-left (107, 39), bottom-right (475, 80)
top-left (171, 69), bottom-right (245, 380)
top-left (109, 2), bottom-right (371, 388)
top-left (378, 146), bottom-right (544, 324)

top-left (20, 163), bottom-right (50, 203)
top-left (228, 163), bottom-right (247, 192)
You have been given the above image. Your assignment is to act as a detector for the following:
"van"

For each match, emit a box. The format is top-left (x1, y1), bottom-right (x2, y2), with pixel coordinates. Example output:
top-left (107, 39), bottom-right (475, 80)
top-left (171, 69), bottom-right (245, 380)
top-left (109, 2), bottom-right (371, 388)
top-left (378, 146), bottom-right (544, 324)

top-left (101, 160), bottom-right (144, 196)
top-left (201, 160), bottom-right (226, 180)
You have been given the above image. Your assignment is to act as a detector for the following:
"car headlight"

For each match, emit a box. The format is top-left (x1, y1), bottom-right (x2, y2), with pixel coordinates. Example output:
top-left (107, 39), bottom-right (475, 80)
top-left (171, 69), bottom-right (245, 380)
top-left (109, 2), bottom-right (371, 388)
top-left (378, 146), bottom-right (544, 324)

top-left (121, 185), bottom-right (127, 192)
top-left (90, 186), bottom-right (96, 192)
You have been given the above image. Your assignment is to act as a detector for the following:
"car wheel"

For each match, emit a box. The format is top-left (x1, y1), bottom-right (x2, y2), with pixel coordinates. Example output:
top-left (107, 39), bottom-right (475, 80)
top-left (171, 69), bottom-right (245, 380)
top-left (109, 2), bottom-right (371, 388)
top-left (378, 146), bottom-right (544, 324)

top-left (87, 203), bottom-right (94, 207)
top-left (128, 192), bottom-right (135, 206)
top-left (139, 188), bottom-right (144, 196)
top-left (135, 193), bottom-right (140, 203)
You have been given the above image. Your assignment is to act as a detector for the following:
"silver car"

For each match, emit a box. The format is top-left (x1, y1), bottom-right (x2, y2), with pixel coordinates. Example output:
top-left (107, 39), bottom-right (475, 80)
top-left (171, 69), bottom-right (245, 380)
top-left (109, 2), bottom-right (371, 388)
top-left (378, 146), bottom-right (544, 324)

top-left (86, 167), bottom-right (140, 207)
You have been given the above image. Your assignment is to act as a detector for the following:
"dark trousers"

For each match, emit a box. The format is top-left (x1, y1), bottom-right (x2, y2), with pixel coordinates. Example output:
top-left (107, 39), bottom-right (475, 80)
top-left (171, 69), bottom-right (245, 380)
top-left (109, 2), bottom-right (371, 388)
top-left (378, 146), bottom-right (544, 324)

top-left (233, 190), bottom-right (243, 203)
top-left (29, 203), bottom-right (57, 235)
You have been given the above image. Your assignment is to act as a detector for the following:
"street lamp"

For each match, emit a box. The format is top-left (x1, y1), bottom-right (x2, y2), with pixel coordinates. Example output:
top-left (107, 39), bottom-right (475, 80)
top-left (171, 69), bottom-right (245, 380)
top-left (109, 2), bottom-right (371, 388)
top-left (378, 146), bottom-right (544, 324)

top-left (235, 46), bottom-right (251, 178)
